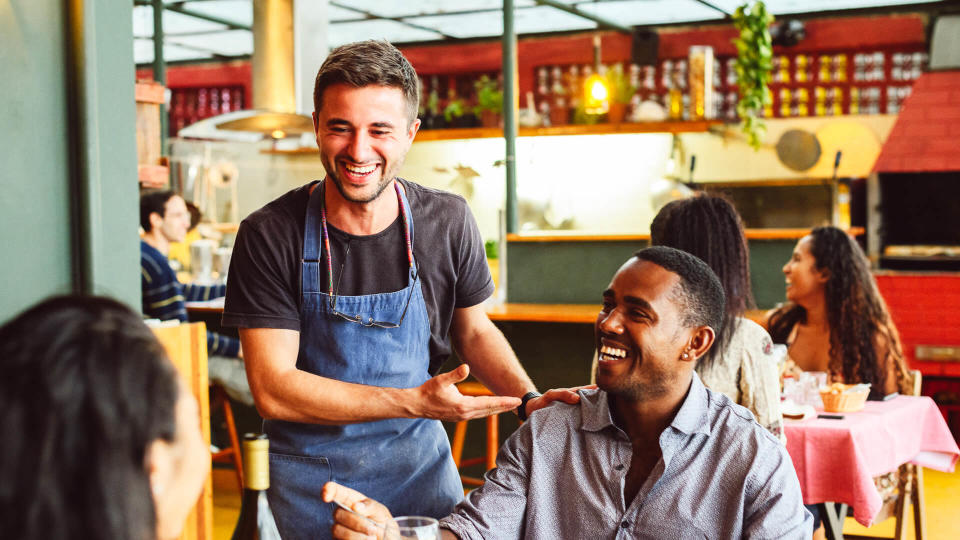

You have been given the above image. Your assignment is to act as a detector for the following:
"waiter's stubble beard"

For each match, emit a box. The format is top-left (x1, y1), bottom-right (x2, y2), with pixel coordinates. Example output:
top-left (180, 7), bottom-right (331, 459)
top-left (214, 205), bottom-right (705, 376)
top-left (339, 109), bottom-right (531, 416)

top-left (325, 151), bottom-right (408, 204)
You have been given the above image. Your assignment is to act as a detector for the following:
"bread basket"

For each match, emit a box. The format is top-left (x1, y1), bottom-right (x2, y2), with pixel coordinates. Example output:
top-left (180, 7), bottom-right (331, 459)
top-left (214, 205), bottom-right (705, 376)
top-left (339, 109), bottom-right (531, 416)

top-left (820, 383), bottom-right (870, 413)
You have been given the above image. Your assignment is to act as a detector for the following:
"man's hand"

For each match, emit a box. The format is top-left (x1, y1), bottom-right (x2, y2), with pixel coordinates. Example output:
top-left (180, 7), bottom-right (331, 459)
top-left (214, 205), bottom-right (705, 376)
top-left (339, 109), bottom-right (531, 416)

top-left (322, 481), bottom-right (395, 540)
top-left (523, 385), bottom-right (598, 419)
top-left (413, 364), bottom-right (521, 422)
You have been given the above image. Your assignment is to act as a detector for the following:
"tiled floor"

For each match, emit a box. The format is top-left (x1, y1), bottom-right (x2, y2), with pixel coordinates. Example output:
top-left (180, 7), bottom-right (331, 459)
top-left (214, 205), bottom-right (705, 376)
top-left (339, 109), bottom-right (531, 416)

top-left (211, 466), bottom-right (960, 539)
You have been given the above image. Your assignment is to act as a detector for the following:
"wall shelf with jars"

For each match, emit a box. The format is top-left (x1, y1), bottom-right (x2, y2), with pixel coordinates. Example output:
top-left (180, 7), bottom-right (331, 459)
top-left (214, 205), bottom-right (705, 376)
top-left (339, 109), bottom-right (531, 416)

top-left (527, 46), bottom-right (926, 127)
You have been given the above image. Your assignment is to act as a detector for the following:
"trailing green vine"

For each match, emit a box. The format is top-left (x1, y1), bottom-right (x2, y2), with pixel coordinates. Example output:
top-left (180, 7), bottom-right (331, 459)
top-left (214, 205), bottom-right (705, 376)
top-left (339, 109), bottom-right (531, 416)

top-left (732, 1), bottom-right (774, 150)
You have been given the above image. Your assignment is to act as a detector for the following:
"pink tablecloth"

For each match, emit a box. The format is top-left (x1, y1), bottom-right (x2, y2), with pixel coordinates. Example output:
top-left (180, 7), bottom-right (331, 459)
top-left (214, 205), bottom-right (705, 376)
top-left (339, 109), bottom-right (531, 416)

top-left (784, 395), bottom-right (959, 526)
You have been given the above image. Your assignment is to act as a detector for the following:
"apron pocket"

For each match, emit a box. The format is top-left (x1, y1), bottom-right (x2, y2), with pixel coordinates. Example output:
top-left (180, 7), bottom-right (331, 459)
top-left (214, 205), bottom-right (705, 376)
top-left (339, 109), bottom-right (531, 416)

top-left (268, 453), bottom-right (334, 540)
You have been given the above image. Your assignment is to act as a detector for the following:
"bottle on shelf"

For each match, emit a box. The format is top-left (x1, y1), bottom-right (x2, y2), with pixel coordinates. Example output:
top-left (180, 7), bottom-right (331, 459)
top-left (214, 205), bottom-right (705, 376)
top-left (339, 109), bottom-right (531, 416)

top-left (231, 433), bottom-right (281, 540)
top-left (667, 71), bottom-right (683, 121)
top-left (549, 66), bottom-right (568, 126)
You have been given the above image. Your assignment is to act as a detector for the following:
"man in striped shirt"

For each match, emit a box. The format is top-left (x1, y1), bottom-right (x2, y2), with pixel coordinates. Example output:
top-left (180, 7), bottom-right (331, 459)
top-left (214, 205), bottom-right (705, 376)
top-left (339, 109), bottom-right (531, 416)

top-left (140, 190), bottom-right (251, 404)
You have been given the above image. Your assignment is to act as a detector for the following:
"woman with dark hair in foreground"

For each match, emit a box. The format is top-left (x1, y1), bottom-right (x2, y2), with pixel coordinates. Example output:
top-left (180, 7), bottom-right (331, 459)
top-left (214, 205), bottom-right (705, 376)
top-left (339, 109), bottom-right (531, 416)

top-left (651, 194), bottom-right (784, 441)
top-left (766, 226), bottom-right (912, 398)
top-left (0, 296), bottom-right (209, 540)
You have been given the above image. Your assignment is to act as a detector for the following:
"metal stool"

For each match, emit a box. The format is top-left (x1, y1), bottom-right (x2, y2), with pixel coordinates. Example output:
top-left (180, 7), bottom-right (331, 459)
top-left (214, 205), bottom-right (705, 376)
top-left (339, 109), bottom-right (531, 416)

top-left (210, 383), bottom-right (244, 490)
top-left (450, 382), bottom-right (501, 487)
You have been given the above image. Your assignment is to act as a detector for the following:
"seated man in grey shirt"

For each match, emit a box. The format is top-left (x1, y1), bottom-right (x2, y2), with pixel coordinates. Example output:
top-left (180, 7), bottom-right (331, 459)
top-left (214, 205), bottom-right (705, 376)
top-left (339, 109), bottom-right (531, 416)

top-left (324, 246), bottom-right (813, 539)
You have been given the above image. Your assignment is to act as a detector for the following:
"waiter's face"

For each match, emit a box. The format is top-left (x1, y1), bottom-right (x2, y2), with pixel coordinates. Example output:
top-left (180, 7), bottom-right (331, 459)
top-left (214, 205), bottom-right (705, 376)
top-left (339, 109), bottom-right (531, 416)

top-left (313, 83), bottom-right (420, 204)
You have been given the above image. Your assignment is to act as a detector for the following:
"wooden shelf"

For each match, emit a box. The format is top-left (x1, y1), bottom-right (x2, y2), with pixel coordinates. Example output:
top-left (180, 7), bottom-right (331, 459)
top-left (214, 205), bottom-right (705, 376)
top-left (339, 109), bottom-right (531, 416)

top-left (507, 227), bottom-right (864, 242)
top-left (416, 120), bottom-right (724, 141)
top-left (484, 304), bottom-right (768, 324)
top-left (260, 120), bottom-right (724, 153)
top-left (485, 303), bottom-right (600, 323)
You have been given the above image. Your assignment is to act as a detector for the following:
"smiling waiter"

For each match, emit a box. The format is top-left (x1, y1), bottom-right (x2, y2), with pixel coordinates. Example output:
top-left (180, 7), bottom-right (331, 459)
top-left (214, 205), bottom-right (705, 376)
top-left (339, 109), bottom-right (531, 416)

top-left (222, 40), bottom-right (584, 540)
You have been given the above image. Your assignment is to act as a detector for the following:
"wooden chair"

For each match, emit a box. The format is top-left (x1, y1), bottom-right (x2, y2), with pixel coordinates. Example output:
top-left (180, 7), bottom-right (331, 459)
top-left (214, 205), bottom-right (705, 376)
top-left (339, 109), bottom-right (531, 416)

top-left (210, 383), bottom-right (244, 490)
top-left (152, 322), bottom-right (213, 540)
top-left (450, 382), bottom-right (501, 487)
top-left (843, 370), bottom-right (926, 540)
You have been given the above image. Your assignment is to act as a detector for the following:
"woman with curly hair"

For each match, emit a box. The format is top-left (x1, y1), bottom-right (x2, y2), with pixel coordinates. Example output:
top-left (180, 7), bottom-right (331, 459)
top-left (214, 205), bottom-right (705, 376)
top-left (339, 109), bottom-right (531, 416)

top-left (766, 226), bottom-right (913, 398)
top-left (767, 226), bottom-right (913, 539)
top-left (651, 193), bottom-right (784, 442)
top-left (0, 296), bottom-right (209, 540)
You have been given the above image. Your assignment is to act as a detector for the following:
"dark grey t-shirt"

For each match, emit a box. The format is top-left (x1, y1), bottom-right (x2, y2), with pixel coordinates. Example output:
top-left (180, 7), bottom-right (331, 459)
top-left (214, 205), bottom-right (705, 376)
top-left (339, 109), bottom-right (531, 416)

top-left (222, 178), bottom-right (494, 373)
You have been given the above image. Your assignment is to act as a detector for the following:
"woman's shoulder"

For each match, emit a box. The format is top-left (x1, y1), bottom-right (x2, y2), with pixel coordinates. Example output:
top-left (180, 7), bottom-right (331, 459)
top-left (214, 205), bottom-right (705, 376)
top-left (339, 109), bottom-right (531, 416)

top-left (758, 307), bottom-right (782, 331)
top-left (729, 317), bottom-right (776, 360)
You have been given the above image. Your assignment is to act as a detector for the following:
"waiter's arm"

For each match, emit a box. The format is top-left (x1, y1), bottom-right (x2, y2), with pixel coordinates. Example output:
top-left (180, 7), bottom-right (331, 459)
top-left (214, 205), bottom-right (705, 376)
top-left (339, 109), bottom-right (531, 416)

top-left (450, 304), bottom-right (592, 418)
top-left (240, 327), bottom-right (520, 424)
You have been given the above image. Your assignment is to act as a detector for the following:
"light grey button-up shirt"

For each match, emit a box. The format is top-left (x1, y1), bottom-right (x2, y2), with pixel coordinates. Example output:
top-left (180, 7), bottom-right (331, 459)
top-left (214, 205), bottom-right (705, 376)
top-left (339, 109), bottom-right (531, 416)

top-left (440, 373), bottom-right (812, 539)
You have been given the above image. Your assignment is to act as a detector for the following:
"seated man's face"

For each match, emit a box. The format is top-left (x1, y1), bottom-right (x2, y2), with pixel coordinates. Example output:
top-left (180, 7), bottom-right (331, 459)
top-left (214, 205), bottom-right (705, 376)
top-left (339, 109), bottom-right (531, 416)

top-left (595, 259), bottom-right (693, 402)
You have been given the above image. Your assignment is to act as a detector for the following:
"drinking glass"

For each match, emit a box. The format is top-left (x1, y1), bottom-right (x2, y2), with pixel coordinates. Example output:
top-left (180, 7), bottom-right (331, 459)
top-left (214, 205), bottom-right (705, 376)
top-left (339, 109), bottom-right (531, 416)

top-left (393, 516), bottom-right (439, 540)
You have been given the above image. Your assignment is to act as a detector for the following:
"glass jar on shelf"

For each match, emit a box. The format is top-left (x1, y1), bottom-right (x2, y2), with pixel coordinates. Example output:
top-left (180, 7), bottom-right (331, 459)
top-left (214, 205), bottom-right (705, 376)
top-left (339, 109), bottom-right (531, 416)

top-left (849, 87), bottom-right (860, 114)
top-left (775, 55), bottom-right (790, 83)
top-left (833, 54), bottom-right (847, 82)
top-left (794, 54), bottom-right (809, 83)
top-left (854, 53), bottom-right (866, 82)
top-left (891, 53), bottom-right (904, 81)
top-left (794, 87), bottom-right (809, 117)
top-left (779, 88), bottom-right (793, 117)
top-left (688, 45), bottom-right (715, 120)
top-left (814, 86), bottom-right (827, 116)
top-left (818, 55), bottom-right (832, 83)
top-left (832, 87), bottom-right (844, 116)
top-left (726, 57), bottom-right (738, 86)
top-left (667, 71), bottom-right (684, 120)
top-left (762, 86), bottom-right (774, 118)
top-left (872, 51), bottom-right (886, 82)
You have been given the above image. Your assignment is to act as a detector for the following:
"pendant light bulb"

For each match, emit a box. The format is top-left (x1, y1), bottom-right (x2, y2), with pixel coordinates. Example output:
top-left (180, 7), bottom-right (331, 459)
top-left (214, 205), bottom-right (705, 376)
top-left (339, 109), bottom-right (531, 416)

top-left (584, 74), bottom-right (609, 114)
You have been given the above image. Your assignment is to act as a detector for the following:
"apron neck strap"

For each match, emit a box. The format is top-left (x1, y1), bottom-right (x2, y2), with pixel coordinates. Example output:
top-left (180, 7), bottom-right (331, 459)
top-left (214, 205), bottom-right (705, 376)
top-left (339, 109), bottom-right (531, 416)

top-left (307, 180), bottom-right (415, 297)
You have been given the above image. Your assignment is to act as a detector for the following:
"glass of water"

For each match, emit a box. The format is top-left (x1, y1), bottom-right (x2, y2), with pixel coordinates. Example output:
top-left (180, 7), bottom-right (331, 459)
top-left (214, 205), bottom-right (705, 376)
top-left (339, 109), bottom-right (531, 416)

top-left (393, 516), bottom-right (439, 540)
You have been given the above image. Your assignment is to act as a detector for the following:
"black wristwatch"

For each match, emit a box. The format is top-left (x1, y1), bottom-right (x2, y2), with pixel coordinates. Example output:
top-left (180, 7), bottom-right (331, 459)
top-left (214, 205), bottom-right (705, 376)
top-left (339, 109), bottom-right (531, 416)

top-left (517, 391), bottom-right (542, 422)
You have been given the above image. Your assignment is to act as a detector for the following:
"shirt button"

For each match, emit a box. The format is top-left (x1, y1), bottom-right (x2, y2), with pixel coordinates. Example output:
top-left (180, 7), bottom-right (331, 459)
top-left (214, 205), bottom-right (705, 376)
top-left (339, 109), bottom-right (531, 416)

top-left (615, 464), bottom-right (625, 471)
top-left (621, 521), bottom-right (630, 529)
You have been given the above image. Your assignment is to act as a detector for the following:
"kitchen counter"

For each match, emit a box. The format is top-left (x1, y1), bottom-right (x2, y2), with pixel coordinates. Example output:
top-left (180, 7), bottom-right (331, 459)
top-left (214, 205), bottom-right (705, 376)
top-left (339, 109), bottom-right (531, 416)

top-left (507, 227), bottom-right (864, 242)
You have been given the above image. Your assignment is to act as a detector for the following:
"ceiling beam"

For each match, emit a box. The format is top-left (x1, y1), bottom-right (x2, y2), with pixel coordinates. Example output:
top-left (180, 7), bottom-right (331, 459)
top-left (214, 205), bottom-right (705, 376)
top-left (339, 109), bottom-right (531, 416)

top-left (533, 0), bottom-right (633, 34)
top-left (133, 1), bottom-right (252, 31)
top-left (692, 0), bottom-right (732, 16)
top-left (328, 1), bottom-right (456, 40)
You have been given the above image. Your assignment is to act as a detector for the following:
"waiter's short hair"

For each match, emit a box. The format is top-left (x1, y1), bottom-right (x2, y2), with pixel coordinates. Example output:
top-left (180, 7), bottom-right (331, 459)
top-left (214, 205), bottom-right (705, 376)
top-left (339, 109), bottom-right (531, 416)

top-left (313, 40), bottom-right (420, 125)
top-left (139, 189), bottom-right (178, 232)
top-left (633, 246), bottom-right (725, 333)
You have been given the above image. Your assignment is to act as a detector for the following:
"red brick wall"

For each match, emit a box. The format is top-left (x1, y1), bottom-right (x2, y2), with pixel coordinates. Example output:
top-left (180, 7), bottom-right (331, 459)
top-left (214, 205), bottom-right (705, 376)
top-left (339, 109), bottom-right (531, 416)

top-left (876, 273), bottom-right (960, 377)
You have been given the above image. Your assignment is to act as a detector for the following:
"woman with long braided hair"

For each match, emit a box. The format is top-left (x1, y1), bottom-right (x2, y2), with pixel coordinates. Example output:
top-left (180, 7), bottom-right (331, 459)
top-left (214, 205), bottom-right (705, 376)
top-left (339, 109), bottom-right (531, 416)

top-left (651, 193), bottom-right (784, 442)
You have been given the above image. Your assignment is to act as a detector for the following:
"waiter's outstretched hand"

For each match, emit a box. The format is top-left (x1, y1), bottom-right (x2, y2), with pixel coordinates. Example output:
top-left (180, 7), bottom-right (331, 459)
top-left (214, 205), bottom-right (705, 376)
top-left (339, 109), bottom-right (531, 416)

top-left (523, 384), bottom-right (598, 419)
top-left (414, 364), bottom-right (521, 422)
top-left (322, 482), bottom-right (394, 540)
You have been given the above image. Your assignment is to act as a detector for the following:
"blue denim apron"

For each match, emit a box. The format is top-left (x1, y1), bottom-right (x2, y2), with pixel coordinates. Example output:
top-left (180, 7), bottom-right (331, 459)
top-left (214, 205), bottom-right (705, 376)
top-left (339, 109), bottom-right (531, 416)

top-left (265, 181), bottom-right (462, 540)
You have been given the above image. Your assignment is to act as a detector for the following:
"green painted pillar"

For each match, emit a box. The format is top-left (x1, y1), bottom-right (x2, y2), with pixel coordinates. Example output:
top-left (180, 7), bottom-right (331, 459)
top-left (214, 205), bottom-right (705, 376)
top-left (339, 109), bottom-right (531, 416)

top-left (502, 0), bottom-right (518, 234)
top-left (65, 0), bottom-right (141, 307)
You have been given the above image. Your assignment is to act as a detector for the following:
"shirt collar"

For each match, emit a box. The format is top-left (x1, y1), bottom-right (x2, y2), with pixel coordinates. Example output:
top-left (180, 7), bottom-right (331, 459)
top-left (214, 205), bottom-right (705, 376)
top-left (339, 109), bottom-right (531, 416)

top-left (669, 372), bottom-right (712, 437)
top-left (579, 372), bottom-right (712, 438)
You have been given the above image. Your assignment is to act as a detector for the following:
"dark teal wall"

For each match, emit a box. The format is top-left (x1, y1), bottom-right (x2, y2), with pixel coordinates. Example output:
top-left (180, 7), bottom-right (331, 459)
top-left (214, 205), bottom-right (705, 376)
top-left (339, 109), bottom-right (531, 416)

top-left (0, 1), bottom-right (139, 322)
top-left (1, 2), bottom-right (75, 320)
top-left (506, 238), bottom-right (795, 309)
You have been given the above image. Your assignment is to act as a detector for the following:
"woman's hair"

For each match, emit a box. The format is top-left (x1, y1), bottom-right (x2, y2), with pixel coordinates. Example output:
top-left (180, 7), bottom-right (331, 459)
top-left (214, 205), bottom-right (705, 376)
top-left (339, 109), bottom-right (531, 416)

top-left (0, 296), bottom-right (180, 540)
top-left (650, 193), bottom-right (754, 366)
top-left (767, 227), bottom-right (910, 398)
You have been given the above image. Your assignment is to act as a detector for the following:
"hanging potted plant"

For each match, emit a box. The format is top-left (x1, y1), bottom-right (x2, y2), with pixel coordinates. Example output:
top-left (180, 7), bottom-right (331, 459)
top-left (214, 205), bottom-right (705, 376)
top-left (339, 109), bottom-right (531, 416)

top-left (473, 75), bottom-right (503, 128)
top-left (732, 1), bottom-right (774, 150)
